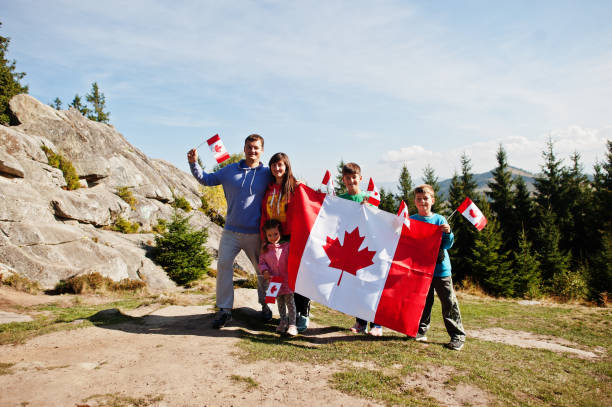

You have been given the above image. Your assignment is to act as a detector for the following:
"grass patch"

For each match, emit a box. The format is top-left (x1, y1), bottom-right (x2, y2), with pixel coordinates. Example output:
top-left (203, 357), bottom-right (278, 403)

top-left (235, 295), bottom-right (612, 406)
top-left (52, 273), bottom-right (146, 295)
top-left (0, 299), bottom-right (143, 345)
top-left (1, 273), bottom-right (41, 294)
top-left (81, 393), bottom-right (164, 407)
top-left (116, 186), bottom-right (137, 210)
top-left (0, 362), bottom-right (15, 375)
top-left (229, 374), bottom-right (259, 390)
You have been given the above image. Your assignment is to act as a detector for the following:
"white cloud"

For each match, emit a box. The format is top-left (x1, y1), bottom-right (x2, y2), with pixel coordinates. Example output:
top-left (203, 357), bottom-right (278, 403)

top-left (380, 125), bottom-right (611, 181)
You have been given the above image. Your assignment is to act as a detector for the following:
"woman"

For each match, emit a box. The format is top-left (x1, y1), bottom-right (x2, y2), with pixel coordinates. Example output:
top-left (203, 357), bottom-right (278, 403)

top-left (260, 152), bottom-right (311, 332)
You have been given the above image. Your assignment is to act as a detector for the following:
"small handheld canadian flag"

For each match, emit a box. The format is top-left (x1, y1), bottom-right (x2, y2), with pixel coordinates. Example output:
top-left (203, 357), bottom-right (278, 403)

top-left (367, 177), bottom-right (381, 207)
top-left (457, 197), bottom-right (487, 231)
top-left (265, 276), bottom-right (283, 304)
top-left (397, 200), bottom-right (410, 226)
top-left (207, 134), bottom-right (230, 164)
top-left (319, 170), bottom-right (335, 195)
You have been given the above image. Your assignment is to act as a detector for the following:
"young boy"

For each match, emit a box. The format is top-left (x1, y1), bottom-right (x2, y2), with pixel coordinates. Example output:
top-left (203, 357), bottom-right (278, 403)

top-left (410, 184), bottom-right (465, 350)
top-left (338, 162), bottom-right (383, 337)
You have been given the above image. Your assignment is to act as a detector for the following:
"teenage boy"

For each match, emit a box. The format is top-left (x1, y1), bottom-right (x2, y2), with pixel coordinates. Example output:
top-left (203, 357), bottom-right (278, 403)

top-left (187, 134), bottom-right (272, 328)
top-left (338, 162), bottom-right (383, 337)
top-left (410, 184), bottom-right (465, 350)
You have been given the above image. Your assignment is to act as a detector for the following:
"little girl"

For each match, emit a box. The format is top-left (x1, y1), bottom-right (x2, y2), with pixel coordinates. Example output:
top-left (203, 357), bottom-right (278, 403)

top-left (259, 219), bottom-right (298, 336)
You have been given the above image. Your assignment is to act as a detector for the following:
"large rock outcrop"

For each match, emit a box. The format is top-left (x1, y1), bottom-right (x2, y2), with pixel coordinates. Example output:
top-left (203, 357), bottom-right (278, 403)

top-left (0, 94), bottom-right (255, 290)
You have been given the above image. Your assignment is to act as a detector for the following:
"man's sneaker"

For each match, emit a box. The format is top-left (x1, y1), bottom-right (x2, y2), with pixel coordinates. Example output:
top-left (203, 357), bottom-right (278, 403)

top-left (276, 319), bottom-right (288, 333)
top-left (286, 325), bottom-right (298, 336)
top-left (261, 305), bottom-right (273, 322)
top-left (369, 326), bottom-right (383, 337)
top-left (445, 339), bottom-right (464, 351)
top-left (415, 334), bottom-right (427, 342)
top-left (350, 322), bottom-right (367, 334)
top-left (212, 311), bottom-right (231, 329)
top-left (296, 315), bottom-right (309, 333)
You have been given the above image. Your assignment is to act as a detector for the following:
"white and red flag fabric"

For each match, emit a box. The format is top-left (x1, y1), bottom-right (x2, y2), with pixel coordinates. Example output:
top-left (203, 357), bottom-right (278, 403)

top-left (265, 276), bottom-right (284, 304)
top-left (207, 134), bottom-right (230, 164)
top-left (366, 177), bottom-right (381, 207)
top-left (397, 200), bottom-right (410, 227)
top-left (457, 197), bottom-right (487, 231)
top-left (318, 170), bottom-right (335, 195)
top-left (287, 185), bottom-right (442, 336)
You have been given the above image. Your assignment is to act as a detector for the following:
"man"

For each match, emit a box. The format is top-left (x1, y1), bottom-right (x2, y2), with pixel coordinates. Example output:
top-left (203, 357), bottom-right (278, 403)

top-left (187, 134), bottom-right (272, 328)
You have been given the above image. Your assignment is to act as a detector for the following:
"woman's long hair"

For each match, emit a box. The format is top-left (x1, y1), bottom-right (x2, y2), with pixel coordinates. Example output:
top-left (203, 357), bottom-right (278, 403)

top-left (269, 152), bottom-right (297, 200)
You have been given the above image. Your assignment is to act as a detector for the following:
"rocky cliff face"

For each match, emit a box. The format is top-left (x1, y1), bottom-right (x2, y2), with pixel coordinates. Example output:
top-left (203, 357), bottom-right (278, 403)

top-left (0, 94), bottom-right (254, 290)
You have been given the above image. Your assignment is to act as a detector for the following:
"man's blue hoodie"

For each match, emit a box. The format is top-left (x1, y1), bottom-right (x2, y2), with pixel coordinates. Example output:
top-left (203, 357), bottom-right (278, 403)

top-left (190, 160), bottom-right (272, 234)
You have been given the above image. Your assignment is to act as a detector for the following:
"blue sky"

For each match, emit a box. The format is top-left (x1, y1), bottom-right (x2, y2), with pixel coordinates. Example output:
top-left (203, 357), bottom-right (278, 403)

top-left (3, 1), bottom-right (611, 188)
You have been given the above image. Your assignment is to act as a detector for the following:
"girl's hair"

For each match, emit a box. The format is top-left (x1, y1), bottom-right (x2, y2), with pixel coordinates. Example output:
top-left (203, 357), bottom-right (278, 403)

top-left (269, 152), bottom-right (297, 200)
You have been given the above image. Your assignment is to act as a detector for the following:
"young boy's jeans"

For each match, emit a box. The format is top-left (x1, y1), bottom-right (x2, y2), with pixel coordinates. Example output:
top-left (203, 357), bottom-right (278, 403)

top-left (418, 276), bottom-right (465, 342)
top-left (216, 229), bottom-right (267, 311)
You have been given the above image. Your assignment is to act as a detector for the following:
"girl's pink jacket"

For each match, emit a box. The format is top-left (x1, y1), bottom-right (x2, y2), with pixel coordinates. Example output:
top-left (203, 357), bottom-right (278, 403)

top-left (258, 242), bottom-right (293, 295)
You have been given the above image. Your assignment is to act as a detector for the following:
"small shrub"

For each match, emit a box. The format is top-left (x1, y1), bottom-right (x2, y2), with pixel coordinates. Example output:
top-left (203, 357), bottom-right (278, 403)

top-left (171, 195), bottom-right (192, 212)
top-left (207, 268), bottom-right (217, 278)
top-left (200, 185), bottom-right (226, 227)
top-left (41, 145), bottom-right (80, 190)
top-left (1, 273), bottom-right (41, 294)
top-left (151, 218), bottom-right (167, 234)
top-left (54, 272), bottom-right (146, 294)
top-left (116, 186), bottom-right (137, 209)
top-left (111, 216), bottom-right (140, 234)
top-left (150, 211), bottom-right (212, 286)
top-left (551, 268), bottom-right (588, 302)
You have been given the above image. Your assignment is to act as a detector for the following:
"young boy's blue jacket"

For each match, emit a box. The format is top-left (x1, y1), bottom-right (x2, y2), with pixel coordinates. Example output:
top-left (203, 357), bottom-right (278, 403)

top-left (409, 213), bottom-right (454, 278)
top-left (190, 160), bottom-right (272, 234)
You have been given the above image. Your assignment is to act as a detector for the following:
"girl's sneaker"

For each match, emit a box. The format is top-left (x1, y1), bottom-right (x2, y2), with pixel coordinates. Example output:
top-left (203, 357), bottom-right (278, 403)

top-left (369, 326), bottom-right (383, 336)
top-left (276, 320), bottom-right (288, 333)
top-left (286, 325), bottom-right (298, 336)
top-left (296, 315), bottom-right (309, 332)
top-left (350, 322), bottom-right (367, 334)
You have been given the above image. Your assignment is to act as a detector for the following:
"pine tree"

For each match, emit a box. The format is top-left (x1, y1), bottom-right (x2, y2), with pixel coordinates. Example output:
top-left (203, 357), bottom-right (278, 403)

top-left (448, 154), bottom-right (478, 283)
top-left (0, 22), bottom-right (28, 125)
top-left (564, 152), bottom-right (593, 263)
top-left (86, 82), bottom-right (110, 123)
top-left (378, 187), bottom-right (396, 213)
top-left (150, 211), bottom-right (212, 286)
top-left (50, 97), bottom-right (62, 110)
top-left (487, 144), bottom-right (517, 249)
top-left (513, 176), bottom-right (536, 241)
top-left (422, 164), bottom-right (442, 213)
top-left (334, 159), bottom-right (347, 195)
top-left (512, 229), bottom-right (541, 298)
top-left (70, 94), bottom-right (90, 117)
top-left (535, 208), bottom-right (571, 287)
top-left (395, 164), bottom-right (413, 213)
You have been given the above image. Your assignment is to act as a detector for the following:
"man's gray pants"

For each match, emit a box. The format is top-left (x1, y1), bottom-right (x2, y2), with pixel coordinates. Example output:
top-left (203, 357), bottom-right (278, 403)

top-left (418, 276), bottom-right (466, 342)
top-left (216, 229), bottom-right (267, 311)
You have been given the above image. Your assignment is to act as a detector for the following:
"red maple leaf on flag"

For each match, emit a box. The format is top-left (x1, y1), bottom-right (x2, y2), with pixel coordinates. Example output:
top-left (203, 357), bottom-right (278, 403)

top-left (270, 284), bottom-right (278, 294)
top-left (214, 144), bottom-right (222, 152)
top-left (323, 227), bottom-right (376, 286)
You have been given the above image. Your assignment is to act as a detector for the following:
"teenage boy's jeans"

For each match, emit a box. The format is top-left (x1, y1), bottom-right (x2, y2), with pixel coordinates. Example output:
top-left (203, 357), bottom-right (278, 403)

top-left (216, 229), bottom-right (265, 311)
top-left (418, 276), bottom-right (465, 342)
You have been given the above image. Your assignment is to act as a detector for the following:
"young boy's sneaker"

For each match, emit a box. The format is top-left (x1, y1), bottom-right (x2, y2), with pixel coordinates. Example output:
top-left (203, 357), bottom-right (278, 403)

top-left (212, 311), bottom-right (231, 329)
top-left (369, 326), bottom-right (383, 337)
top-left (350, 322), bottom-right (367, 334)
top-left (445, 339), bottom-right (464, 351)
top-left (415, 334), bottom-right (427, 342)
top-left (286, 325), bottom-right (298, 336)
top-left (261, 305), bottom-right (273, 322)
top-left (296, 315), bottom-right (309, 333)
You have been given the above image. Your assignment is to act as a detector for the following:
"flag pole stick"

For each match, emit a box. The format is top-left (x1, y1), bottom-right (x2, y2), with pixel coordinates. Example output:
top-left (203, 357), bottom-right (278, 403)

top-left (194, 140), bottom-right (208, 151)
top-left (447, 209), bottom-right (457, 221)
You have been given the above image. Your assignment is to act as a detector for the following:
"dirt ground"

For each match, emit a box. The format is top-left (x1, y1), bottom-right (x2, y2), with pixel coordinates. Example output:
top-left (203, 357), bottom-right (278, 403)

top-left (0, 287), bottom-right (603, 407)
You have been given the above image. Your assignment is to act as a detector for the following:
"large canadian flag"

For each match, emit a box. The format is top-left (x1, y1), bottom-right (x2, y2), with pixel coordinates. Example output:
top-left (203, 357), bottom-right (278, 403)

top-left (288, 184), bottom-right (442, 336)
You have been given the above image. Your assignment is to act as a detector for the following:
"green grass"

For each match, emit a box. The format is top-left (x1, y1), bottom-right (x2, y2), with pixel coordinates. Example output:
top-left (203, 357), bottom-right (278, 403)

top-left (230, 374), bottom-right (259, 390)
top-left (0, 299), bottom-right (143, 345)
top-left (234, 295), bottom-right (612, 407)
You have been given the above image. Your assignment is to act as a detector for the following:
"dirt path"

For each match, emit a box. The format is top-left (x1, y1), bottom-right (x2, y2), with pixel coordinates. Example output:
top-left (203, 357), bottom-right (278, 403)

top-left (0, 287), bottom-right (604, 406)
